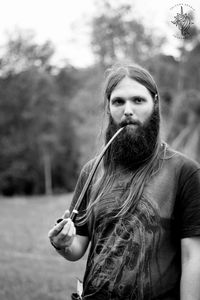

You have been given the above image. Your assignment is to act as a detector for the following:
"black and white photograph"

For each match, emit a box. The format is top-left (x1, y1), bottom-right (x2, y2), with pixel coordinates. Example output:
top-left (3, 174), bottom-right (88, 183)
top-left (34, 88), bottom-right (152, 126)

top-left (0, 0), bottom-right (200, 299)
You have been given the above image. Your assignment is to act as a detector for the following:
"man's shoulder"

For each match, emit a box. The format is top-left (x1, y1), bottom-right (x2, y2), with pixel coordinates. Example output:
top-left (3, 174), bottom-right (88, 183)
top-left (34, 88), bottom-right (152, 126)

top-left (165, 144), bottom-right (200, 175)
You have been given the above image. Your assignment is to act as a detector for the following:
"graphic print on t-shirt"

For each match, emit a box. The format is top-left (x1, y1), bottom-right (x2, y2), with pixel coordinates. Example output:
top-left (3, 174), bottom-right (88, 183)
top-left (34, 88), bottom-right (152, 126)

top-left (83, 196), bottom-right (162, 300)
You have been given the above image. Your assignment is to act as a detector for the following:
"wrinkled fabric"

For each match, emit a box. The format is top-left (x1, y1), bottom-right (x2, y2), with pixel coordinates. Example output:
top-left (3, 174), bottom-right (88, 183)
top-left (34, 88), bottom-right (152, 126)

top-left (70, 147), bottom-right (200, 300)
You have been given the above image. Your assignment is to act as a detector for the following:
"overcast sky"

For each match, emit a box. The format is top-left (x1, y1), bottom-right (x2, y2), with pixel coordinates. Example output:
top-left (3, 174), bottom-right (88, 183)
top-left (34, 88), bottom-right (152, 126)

top-left (0, 0), bottom-right (199, 67)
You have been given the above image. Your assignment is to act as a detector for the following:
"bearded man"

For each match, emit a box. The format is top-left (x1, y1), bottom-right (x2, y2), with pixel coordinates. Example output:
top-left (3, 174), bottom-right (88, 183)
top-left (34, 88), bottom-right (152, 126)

top-left (48, 64), bottom-right (200, 300)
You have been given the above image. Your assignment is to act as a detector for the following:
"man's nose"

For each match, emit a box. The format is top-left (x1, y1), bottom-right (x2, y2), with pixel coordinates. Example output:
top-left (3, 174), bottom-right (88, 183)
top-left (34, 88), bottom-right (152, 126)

top-left (124, 101), bottom-right (133, 117)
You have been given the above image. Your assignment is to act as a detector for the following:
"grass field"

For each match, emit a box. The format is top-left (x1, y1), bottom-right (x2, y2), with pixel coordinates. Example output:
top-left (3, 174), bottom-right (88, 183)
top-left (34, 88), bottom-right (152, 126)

top-left (0, 194), bottom-right (87, 300)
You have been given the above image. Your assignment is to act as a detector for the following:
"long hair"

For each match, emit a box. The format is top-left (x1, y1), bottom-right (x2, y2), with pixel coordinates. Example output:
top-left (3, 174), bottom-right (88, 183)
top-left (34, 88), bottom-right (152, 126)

top-left (77, 64), bottom-right (164, 226)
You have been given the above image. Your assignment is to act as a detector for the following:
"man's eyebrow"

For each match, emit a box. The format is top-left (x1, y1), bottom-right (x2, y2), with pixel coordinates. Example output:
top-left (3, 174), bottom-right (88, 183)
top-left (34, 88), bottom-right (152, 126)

top-left (110, 96), bottom-right (124, 100)
top-left (111, 95), bottom-right (147, 100)
top-left (131, 95), bottom-right (147, 99)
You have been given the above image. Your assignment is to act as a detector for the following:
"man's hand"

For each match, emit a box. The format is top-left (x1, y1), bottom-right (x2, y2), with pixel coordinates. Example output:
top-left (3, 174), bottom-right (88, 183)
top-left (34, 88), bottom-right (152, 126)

top-left (48, 210), bottom-right (76, 250)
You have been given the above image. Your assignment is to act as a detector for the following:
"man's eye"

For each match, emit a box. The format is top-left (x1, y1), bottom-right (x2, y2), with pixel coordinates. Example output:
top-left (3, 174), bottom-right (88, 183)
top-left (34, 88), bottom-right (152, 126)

top-left (134, 97), bottom-right (144, 103)
top-left (112, 98), bottom-right (124, 105)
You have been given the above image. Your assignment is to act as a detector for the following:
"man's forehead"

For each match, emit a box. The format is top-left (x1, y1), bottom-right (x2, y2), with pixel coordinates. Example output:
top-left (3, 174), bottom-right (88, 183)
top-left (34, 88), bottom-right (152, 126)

top-left (110, 77), bottom-right (152, 99)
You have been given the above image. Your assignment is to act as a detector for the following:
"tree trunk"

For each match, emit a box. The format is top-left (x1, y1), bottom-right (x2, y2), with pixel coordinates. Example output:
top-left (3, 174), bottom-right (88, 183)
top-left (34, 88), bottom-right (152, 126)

top-left (43, 150), bottom-right (52, 195)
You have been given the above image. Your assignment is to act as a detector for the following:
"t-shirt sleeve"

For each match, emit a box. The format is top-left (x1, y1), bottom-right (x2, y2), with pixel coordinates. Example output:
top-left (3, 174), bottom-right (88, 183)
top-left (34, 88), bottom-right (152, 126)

top-left (178, 164), bottom-right (200, 238)
top-left (69, 159), bottom-right (95, 238)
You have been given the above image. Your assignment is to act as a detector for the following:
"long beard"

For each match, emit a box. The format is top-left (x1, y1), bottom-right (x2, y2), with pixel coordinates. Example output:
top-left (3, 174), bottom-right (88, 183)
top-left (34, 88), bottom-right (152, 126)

top-left (104, 106), bottom-right (160, 170)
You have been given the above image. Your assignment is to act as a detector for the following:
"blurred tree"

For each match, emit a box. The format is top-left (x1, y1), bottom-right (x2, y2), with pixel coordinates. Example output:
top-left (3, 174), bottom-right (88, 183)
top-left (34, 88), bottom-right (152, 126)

top-left (176, 16), bottom-right (200, 91)
top-left (181, 41), bottom-right (200, 90)
top-left (159, 21), bottom-right (200, 140)
top-left (147, 55), bottom-right (179, 94)
top-left (55, 65), bottom-right (85, 98)
top-left (0, 68), bottom-right (79, 195)
top-left (69, 66), bottom-right (104, 165)
top-left (91, 3), bottom-right (129, 67)
top-left (167, 89), bottom-right (200, 163)
top-left (91, 1), bottom-right (164, 68)
top-left (146, 54), bottom-right (179, 133)
top-left (0, 28), bottom-right (55, 76)
top-left (0, 30), bottom-right (79, 195)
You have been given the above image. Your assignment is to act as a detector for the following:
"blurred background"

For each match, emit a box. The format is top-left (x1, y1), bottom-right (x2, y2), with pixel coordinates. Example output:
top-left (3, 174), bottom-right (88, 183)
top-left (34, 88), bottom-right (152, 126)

top-left (0, 0), bottom-right (199, 299)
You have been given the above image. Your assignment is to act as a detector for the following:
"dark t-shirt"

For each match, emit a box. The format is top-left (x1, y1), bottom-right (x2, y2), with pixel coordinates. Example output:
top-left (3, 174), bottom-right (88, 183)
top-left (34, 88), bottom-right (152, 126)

top-left (69, 146), bottom-right (200, 300)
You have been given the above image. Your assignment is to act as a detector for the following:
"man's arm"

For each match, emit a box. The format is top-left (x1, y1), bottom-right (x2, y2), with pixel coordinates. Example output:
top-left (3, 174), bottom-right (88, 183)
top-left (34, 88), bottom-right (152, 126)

top-left (49, 161), bottom-right (94, 261)
top-left (181, 237), bottom-right (200, 300)
top-left (48, 210), bottom-right (90, 261)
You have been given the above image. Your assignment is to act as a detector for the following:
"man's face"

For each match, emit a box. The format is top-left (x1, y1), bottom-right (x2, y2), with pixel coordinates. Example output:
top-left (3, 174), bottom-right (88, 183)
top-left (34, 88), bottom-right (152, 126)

top-left (104, 76), bottom-right (159, 169)
top-left (109, 77), bottom-right (154, 128)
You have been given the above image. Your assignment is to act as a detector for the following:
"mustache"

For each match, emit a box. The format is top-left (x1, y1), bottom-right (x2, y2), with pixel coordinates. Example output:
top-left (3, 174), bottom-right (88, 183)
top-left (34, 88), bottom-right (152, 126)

top-left (120, 118), bottom-right (142, 127)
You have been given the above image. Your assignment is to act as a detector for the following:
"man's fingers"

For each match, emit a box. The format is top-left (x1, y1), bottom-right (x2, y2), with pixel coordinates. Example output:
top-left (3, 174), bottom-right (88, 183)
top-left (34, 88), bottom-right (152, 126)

top-left (54, 209), bottom-right (71, 225)
top-left (51, 220), bottom-right (75, 244)
top-left (59, 221), bottom-right (70, 237)
top-left (61, 219), bottom-right (75, 235)
top-left (48, 219), bottom-right (68, 238)
top-left (68, 223), bottom-right (76, 238)
top-left (62, 209), bottom-right (70, 219)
